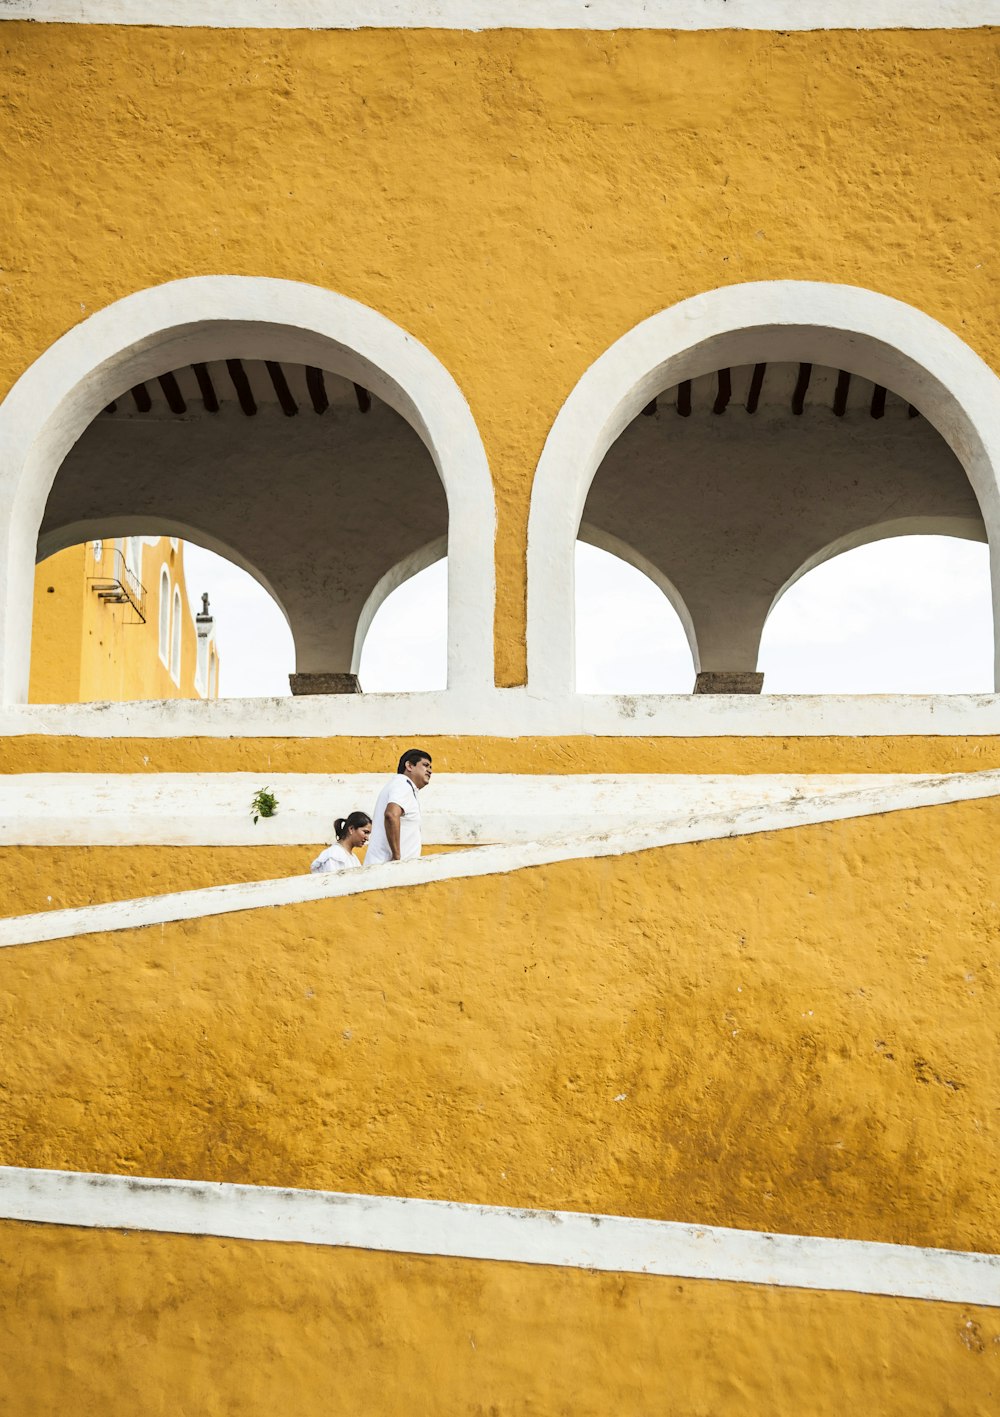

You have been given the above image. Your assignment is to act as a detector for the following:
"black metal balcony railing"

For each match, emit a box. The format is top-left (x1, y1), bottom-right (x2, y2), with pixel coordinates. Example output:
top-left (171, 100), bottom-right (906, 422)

top-left (88, 547), bottom-right (148, 624)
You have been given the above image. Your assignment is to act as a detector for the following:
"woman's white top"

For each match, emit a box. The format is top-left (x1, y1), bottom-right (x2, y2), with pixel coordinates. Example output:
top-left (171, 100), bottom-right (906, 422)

top-left (310, 842), bottom-right (361, 873)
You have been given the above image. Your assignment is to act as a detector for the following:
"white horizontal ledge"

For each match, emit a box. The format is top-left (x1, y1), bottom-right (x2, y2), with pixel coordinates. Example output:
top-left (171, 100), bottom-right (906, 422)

top-left (3, 768), bottom-right (1000, 947)
top-left (0, 772), bottom-right (915, 846)
top-left (2, 1165), bottom-right (998, 1307)
top-left (4, 689), bottom-right (1000, 738)
top-left (2, 0), bottom-right (998, 29)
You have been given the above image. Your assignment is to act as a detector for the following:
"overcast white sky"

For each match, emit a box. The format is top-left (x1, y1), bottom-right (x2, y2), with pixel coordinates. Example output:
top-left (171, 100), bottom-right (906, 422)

top-left (182, 535), bottom-right (994, 699)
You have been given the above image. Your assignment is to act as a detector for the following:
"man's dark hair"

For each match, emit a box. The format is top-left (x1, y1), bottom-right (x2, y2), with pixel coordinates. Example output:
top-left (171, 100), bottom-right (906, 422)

top-left (397, 747), bottom-right (432, 774)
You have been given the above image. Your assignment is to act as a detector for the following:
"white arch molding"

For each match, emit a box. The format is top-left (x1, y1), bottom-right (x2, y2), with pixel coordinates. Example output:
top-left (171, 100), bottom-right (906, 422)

top-left (37, 515), bottom-right (294, 629)
top-left (0, 276), bottom-right (495, 705)
top-left (577, 522), bottom-right (698, 671)
top-left (350, 535), bottom-right (448, 678)
top-left (765, 515), bottom-right (988, 625)
top-left (527, 281), bottom-right (1000, 696)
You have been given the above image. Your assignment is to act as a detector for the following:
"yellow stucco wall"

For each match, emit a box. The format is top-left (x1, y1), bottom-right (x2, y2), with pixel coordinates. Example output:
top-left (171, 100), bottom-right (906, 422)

top-left (0, 844), bottom-right (321, 916)
top-left (3, 795), bottom-right (999, 1254)
top-left (5, 732), bottom-right (1000, 775)
top-left (2, 1220), bottom-right (997, 1417)
top-left (2, 24), bottom-right (998, 684)
top-left (29, 538), bottom-right (216, 703)
top-left (27, 545), bottom-right (87, 705)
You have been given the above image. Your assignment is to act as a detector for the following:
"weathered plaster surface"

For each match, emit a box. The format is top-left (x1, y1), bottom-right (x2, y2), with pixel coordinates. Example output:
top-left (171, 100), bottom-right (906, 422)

top-left (0, 844), bottom-right (324, 916)
top-left (5, 691), bottom-right (1000, 742)
top-left (3, 1221), bottom-right (998, 1417)
top-left (9, 726), bottom-right (1000, 779)
top-left (2, 790), bottom-right (1000, 1253)
top-left (5, 1165), bottom-right (1000, 1305)
top-left (4, 0), bottom-right (1000, 27)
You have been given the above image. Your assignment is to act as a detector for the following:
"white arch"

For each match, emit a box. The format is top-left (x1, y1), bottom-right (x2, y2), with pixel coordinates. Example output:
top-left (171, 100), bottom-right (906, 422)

top-left (0, 276), bottom-right (494, 704)
top-left (39, 515), bottom-right (295, 637)
top-left (577, 521), bottom-right (699, 671)
top-left (527, 281), bottom-right (1000, 695)
top-left (767, 515), bottom-right (988, 626)
top-left (350, 535), bottom-right (447, 676)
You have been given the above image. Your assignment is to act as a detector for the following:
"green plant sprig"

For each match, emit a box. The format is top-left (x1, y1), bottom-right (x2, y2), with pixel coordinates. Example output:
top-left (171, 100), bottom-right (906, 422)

top-left (251, 787), bottom-right (279, 824)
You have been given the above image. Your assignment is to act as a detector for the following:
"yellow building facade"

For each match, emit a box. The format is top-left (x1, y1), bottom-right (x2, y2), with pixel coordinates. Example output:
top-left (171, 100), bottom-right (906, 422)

top-left (29, 537), bottom-right (219, 704)
top-left (2, 5), bottom-right (1000, 1413)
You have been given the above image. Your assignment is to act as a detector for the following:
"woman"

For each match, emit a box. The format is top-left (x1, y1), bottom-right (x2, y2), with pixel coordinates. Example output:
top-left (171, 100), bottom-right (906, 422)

top-left (310, 812), bottom-right (372, 873)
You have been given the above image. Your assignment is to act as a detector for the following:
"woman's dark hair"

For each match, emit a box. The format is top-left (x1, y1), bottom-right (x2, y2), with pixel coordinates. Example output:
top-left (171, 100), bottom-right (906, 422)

top-left (335, 811), bottom-right (372, 840)
top-left (397, 747), bottom-right (432, 774)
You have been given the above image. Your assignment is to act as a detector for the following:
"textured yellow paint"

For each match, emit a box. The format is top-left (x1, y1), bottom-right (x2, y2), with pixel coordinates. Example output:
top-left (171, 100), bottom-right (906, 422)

top-left (5, 733), bottom-right (1000, 775)
top-left (2, 26), bottom-right (998, 682)
top-left (0, 841), bottom-right (465, 917)
top-left (27, 546), bottom-right (86, 705)
top-left (0, 844), bottom-right (322, 916)
top-left (2, 1222), bottom-right (998, 1417)
top-left (2, 797), bottom-right (999, 1252)
top-left (29, 539), bottom-right (213, 703)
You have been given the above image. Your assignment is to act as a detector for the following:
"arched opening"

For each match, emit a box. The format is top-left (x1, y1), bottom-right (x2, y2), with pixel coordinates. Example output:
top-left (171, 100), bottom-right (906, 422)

top-left (528, 283), bottom-right (1000, 697)
top-left (759, 534), bottom-right (993, 694)
top-left (181, 541), bottom-right (293, 698)
top-left (0, 277), bottom-right (494, 705)
top-left (358, 554), bottom-right (448, 691)
top-left (574, 538), bottom-right (694, 693)
top-left (118, 540), bottom-right (449, 696)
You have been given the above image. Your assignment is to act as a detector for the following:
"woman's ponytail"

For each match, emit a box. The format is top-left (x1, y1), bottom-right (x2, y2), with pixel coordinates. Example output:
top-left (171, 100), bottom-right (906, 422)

top-left (335, 811), bottom-right (371, 841)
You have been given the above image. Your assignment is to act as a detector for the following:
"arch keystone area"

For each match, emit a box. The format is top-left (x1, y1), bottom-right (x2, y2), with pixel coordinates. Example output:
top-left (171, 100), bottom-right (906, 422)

top-left (0, 276), bottom-right (495, 704)
top-left (527, 281), bottom-right (1000, 696)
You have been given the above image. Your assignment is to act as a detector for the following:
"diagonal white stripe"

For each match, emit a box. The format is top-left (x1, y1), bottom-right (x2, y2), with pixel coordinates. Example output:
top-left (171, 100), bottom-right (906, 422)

top-left (2, 1165), bottom-right (998, 1306)
top-left (0, 771), bottom-right (934, 846)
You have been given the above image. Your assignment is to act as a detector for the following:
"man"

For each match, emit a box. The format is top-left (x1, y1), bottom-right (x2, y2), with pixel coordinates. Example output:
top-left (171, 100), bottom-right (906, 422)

top-left (364, 748), bottom-right (433, 865)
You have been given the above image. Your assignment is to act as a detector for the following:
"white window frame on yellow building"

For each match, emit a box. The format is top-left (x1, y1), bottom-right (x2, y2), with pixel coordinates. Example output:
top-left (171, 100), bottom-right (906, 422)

top-left (158, 566), bottom-right (170, 668)
top-left (170, 585), bottom-right (182, 686)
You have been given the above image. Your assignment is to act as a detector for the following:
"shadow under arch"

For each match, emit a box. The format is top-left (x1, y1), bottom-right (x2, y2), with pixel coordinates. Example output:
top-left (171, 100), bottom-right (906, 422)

top-left (527, 281), bottom-right (1000, 695)
top-left (0, 276), bottom-right (494, 704)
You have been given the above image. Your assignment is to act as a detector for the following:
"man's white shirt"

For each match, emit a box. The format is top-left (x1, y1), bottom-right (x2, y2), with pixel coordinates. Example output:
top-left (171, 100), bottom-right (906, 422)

top-left (365, 774), bottom-right (422, 865)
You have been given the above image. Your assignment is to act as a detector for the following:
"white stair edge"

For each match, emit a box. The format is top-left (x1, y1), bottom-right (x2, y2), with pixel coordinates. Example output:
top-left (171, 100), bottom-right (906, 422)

top-left (1, 1164), bottom-right (998, 1307)
top-left (3, 769), bottom-right (1000, 948)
